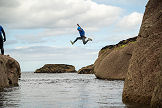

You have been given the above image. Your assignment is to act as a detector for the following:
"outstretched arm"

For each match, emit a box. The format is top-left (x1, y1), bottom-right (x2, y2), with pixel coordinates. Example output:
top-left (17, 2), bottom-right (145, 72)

top-left (1, 28), bottom-right (6, 42)
top-left (77, 24), bottom-right (82, 31)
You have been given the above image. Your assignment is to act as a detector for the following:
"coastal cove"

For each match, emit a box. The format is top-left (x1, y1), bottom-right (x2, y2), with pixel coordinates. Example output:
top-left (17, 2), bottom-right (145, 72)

top-left (0, 0), bottom-right (161, 107)
top-left (0, 72), bottom-right (126, 108)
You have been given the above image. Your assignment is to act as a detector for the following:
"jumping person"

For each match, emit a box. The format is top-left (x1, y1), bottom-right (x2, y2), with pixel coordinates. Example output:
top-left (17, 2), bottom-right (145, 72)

top-left (70, 24), bottom-right (92, 45)
top-left (0, 25), bottom-right (6, 55)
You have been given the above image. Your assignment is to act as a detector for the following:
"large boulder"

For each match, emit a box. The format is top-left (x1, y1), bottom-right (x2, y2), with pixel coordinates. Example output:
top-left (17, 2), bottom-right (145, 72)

top-left (78, 64), bottom-right (94, 74)
top-left (0, 55), bottom-right (21, 90)
top-left (151, 46), bottom-right (162, 107)
top-left (122, 0), bottom-right (162, 106)
top-left (94, 37), bottom-right (137, 80)
top-left (35, 64), bottom-right (77, 73)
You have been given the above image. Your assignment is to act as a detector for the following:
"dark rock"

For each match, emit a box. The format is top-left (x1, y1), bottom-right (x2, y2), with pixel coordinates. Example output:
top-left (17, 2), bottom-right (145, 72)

top-left (35, 64), bottom-right (77, 73)
top-left (122, 0), bottom-right (162, 106)
top-left (78, 64), bottom-right (94, 74)
top-left (101, 36), bottom-right (137, 51)
top-left (151, 46), bottom-right (162, 108)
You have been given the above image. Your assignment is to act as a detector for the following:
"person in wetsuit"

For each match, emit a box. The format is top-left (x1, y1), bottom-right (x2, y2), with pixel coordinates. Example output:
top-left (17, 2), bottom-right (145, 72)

top-left (0, 25), bottom-right (6, 55)
top-left (70, 24), bottom-right (92, 45)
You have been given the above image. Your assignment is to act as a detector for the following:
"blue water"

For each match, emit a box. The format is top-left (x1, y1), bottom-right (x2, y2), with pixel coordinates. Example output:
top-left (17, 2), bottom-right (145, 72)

top-left (0, 72), bottom-right (126, 108)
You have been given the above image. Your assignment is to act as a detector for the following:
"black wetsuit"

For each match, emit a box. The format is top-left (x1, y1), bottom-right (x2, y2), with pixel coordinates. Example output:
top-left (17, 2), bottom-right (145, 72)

top-left (0, 25), bottom-right (5, 55)
top-left (73, 36), bottom-right (89, 45)
top-left (0, 34), bottom-right (3, 49)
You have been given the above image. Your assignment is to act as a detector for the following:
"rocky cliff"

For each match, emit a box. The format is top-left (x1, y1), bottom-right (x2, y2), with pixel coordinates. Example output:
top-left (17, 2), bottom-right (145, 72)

top-left (122, 0), bottom-right (162, 106)
top-left (151, 46), bottom-right (162, 107)
top-left (35, 64), bottom-right (76, 73)
top-left (94, 37), bottom-right (137, 80)
top-left (78, 64), bottom-right (94, 74)
top-left (0, 55), bottom-right (21, 90)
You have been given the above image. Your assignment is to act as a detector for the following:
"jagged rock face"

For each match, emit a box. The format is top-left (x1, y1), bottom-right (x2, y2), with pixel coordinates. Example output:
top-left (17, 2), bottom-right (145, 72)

top-left (122, 0), bottom-right (162, 105)
top-left (78, 64), bottom-right (94, 74)
top-left (93, 37), bottom-right (137, 80)
top-left (0, 55), bottom-right (21, 90)
top-left (35, 64), bottom-right (76, 73)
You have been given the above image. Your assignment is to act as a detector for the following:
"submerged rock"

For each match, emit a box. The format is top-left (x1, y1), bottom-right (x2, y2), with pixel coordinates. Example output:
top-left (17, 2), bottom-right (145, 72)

top-left (35, 64), bottom-right (76, 73)
top-left (0, 55), bottom-right (21, 90)
top-left (78, 64), bottom-right (94, 74)
top-left (122, 0), bottom-right (162, 106)
top-left (94, 37), bottom-right (137, 80)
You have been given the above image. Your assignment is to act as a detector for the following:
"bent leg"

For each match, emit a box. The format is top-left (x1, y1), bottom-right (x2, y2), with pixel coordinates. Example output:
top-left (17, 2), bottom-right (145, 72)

top-left (73, 37), bottom-right (82, 44)
top-left (82, 37), bottom-right (89, 45)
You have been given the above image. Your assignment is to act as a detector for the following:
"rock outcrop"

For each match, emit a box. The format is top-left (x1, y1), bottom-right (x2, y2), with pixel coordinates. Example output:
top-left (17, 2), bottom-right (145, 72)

top-left (78, 64), bottom-right (94, 74)
top-left (94, 37), bottom-right (137, 80)
top-left (35, 64), bottom-right (76, 73)
top-left (151, 46), bottom-right (162, 107)
top-left (122, 0), bottom-right (162, 106)
top-left (0, 55), bottom-right (21, 90)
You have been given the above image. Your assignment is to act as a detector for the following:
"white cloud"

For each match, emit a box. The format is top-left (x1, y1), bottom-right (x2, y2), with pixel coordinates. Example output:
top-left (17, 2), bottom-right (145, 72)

top-left (0, 0), bottom-right (20, 7)
top-left (6, 45), bottom-right (98, 71)
top-left (0, 0), bottom-right (122, 30)
top-left (0, 0), bottom-right (123, 44)
top-left (8, 46), bottom-right (98, 60)
top-left (1, 0), bottom-right (146, 72)
top-left (13, 28), bottom-right (76, 43)
top-left (5, 40), bottom-right (18, 45)
top-left (92, 0), bottom-right (148, 6)
top-left (117, 12), bottom-right (143, 31)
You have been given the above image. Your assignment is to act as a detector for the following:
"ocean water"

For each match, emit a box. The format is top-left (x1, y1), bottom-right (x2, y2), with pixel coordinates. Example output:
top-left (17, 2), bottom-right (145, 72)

top-left (0, 72), bottom-right (147, 108)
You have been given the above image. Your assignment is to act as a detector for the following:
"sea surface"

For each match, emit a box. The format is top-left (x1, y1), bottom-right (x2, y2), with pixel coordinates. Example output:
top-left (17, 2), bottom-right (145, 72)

top-left (0, 72), bottom-right (149, 108)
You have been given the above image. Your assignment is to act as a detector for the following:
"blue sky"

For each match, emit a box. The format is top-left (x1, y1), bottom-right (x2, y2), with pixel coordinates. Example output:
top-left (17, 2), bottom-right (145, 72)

top-left (0, 0), bottom-right (148, 72)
